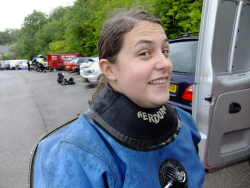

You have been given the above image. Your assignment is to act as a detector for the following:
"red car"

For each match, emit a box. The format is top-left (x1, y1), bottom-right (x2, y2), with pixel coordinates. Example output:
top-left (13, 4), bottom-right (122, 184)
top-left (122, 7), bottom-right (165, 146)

top-left (65, 58), bottom-right (78, 71)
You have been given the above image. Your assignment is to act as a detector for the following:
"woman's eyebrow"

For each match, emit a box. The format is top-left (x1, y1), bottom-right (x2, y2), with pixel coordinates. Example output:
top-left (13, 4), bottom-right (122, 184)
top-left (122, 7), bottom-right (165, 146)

top-left (134, 38), bottom-right (169, 47)
top-left (134, 39), bottom-right (154, 47)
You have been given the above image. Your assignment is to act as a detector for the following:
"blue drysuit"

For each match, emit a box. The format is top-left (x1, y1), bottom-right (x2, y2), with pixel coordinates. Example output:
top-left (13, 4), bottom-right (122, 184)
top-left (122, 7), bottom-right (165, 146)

top-left (34, 87), bottom-right (205, 188)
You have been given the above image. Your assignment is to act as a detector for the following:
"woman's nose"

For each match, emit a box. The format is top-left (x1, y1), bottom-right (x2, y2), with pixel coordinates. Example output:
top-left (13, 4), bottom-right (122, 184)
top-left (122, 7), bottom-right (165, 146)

top-left (155, 53), bottom-right (172, 71)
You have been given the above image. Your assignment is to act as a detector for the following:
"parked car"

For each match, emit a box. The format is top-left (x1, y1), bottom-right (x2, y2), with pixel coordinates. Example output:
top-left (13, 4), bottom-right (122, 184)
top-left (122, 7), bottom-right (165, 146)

top-left (168, 33), bottom-right (199, 114)
top-left (0, 60), bottom-right (9, 70)
top-left (81, 57), bottom-right (102, 84)
top-left (16, 60), bottom-right (29, 70)
top-left (76, 57), bottom-right (98, 75)
top-left (65, 58), bottom-right (78, 71)
top-left (72, 57), bottom-right (90, 74)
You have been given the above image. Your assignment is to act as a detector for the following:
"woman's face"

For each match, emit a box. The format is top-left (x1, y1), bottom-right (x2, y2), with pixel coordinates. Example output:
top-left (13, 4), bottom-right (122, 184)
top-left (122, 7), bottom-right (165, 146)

top-left (111, 21), bottom-right (173, 108)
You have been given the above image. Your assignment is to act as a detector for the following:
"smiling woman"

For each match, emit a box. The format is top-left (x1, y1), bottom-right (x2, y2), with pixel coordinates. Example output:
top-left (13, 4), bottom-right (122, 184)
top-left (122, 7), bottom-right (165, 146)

top-left (33, 10), bottom-right (205, 188)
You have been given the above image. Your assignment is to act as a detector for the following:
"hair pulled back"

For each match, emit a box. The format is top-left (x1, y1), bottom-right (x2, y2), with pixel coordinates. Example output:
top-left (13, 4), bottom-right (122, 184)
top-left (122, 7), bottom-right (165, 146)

top-left (88, 10), bottom-right (163, 105)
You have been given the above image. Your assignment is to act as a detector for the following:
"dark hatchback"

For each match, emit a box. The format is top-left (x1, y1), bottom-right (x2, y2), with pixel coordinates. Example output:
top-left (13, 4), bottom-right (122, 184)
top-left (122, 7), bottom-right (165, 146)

top-left (168, 33), bottom-right (199, 114)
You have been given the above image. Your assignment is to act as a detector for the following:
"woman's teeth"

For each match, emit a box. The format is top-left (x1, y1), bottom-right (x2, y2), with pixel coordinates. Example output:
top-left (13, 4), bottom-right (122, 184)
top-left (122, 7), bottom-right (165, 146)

top-left (149, 79), bottom-right (167, 85)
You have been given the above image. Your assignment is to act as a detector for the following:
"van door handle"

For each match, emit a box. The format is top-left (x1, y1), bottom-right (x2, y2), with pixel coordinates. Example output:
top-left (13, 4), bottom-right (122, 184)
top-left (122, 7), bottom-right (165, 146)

top-left (229, 103), bottom-right (241, 113)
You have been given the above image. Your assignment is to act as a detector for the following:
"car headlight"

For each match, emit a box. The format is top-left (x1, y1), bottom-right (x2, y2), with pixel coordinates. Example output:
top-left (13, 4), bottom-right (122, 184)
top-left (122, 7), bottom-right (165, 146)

top-left (87, 69), bottom-right (95, 73)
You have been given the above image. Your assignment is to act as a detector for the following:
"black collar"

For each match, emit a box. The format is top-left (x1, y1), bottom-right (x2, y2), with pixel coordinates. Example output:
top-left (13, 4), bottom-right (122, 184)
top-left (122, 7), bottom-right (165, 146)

top-left (89, 85), bottom-right (182, 151)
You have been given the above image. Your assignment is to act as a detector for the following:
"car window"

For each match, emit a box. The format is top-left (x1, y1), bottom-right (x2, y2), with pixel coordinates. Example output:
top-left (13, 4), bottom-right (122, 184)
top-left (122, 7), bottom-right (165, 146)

top-left (76, 57), bottom-right (88, 64)
top-left (85, 58), bottom-right (98, 68)
top-left (65, 58), bottom-right (77, 63)
top-left (170, 40), bottom-right (198, 75)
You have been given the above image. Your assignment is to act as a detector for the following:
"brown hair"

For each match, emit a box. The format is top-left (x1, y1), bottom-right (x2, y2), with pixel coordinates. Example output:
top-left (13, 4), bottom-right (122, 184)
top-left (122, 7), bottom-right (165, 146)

top-left (88, 10), bottom-right (163, 105)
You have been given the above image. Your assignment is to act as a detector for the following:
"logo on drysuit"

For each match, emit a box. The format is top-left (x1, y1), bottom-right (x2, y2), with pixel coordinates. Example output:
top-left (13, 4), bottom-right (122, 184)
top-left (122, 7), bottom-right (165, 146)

top-left (176, 170), bottom-right (186, 182)
top-left (137, 105), bottom-right (166, 124)
top-left (158, 158), bottom-right (188, 188)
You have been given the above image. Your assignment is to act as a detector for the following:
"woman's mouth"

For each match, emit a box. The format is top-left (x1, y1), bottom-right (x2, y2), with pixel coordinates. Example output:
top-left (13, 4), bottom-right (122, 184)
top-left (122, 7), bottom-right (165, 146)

top-left (149, 78), bottom-right (167, 85)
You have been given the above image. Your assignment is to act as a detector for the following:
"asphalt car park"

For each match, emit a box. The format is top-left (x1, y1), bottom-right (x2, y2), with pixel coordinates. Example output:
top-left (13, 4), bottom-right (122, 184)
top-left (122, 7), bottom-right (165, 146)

top-left (0, 70), bottom-right (94, 188)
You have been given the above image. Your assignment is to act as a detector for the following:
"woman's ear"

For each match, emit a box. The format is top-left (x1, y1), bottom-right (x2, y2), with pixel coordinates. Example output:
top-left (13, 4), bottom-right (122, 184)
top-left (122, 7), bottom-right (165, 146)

top-left (99, 59), bottom-right (117, 81)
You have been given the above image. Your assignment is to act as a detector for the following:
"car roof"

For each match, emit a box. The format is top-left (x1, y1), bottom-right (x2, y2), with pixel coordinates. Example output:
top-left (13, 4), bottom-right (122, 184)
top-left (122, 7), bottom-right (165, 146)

top-left (169, 32), bottom-right (199, 43)
top-left (74, 57), bottom-right (99, 64)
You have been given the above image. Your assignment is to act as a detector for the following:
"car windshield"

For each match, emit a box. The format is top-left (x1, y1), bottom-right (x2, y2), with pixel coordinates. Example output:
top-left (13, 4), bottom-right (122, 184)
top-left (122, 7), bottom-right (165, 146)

top-left (170, 40), bottom-right (198, 75)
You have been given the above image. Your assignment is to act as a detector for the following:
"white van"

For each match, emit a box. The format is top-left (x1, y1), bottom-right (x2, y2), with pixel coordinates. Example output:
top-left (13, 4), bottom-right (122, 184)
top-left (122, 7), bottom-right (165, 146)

top-left (8, 60), bottom-right (18, 69)
top-left (8, 59), bottom-right (29, 70)
top-left (194, 0), bottom-right (250, 172)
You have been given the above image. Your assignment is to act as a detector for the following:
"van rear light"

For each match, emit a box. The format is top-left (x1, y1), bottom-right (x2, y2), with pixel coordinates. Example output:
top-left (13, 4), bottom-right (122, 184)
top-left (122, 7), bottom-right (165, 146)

top-left (182, 84), bottom-right (195, 101)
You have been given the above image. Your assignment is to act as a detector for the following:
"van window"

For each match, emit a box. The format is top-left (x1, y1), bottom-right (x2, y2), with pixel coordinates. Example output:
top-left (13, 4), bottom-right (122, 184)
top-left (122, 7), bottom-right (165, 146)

top-left (212, 1), bottom-right (236, 74)
top-left (233, 3), bottom-right (250, 72)
top-left (212, 1), bottom-right (250, 74)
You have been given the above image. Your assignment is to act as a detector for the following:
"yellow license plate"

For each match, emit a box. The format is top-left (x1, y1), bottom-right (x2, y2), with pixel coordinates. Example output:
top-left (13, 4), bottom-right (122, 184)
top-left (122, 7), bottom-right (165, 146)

top-left (84, 78), bottom-right (87, 81)
top-left (169, 84), bottom-right (177, 93)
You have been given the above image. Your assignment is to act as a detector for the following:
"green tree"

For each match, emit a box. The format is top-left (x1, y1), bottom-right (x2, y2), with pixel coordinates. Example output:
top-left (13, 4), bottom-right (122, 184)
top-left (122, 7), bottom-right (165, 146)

top-left (62, 0), bottom-right (99, 55)
top-left (0, 30), bottom-right (12, 44)
top-left (91, 0), bottom-right (154, 55)
top-left (19, 10), bottom-right (48, 59)
top-left (34, 6), bottom-right (70, 55)
top-left (0, 29), bottom-right (20, 45)
top-left (48, 40), bottom-right (68, 54)
top-left (10, 38), bottom-right (27, 59)
top-left (48, 6), bottom-right (69, 22)
top-left (153, 0), bottom-right (203, 38)
top-left (35, 20), bottom-right (66, 55)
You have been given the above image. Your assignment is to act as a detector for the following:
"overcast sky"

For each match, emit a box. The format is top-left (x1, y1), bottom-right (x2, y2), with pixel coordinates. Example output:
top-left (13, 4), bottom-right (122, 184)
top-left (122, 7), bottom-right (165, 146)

top-left (0, 0), bottom-right (75, 31)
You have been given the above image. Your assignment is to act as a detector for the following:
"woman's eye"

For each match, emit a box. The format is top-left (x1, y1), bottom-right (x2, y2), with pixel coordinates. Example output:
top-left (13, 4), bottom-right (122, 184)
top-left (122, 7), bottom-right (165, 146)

top-left (162, 50), bottom-right (170, 56)
top-left (140, 51), bottom-right (150, 56)
top-left (162, 50), bottom-right (170, 55)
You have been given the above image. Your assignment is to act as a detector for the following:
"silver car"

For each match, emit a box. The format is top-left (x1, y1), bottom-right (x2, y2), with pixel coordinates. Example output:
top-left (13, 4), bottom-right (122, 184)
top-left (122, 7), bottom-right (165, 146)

top-left (81, 57), bottom-right (102, 84)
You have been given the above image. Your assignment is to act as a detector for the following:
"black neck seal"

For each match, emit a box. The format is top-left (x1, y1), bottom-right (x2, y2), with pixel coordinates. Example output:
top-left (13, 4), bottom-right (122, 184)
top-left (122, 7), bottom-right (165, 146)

top-left (88, 85), bottom-right (182, 151)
